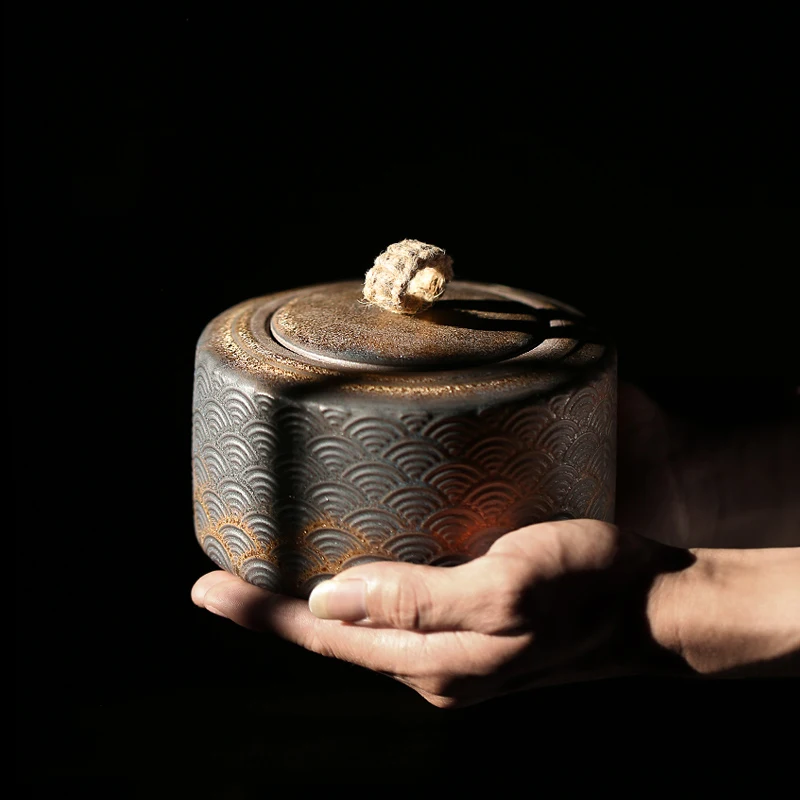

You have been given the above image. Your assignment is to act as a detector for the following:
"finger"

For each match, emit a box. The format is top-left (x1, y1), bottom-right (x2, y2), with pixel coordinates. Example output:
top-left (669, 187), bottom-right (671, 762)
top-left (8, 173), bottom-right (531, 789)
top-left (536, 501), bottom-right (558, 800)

top-left (192, 570), bottom-right (310, 632)
top-left (191, 570), bottom-right (238, 608)
top-left (191, 571), bottom-right (444, 674)
top-left (306, 559), bottom-right (520, 634)
top-left (192, 571), bottom-right (531, 695)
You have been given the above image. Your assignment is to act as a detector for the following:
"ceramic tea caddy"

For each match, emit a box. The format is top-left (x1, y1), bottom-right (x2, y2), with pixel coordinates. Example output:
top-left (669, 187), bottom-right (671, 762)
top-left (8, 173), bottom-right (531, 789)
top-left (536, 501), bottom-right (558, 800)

top-left (192, 240), bottom-right (616, 598)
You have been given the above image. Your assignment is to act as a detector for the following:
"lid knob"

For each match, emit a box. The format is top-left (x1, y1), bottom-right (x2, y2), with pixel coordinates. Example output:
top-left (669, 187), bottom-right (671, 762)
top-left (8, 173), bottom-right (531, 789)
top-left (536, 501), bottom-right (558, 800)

top-left (362, 239), bottom-right (454, 315)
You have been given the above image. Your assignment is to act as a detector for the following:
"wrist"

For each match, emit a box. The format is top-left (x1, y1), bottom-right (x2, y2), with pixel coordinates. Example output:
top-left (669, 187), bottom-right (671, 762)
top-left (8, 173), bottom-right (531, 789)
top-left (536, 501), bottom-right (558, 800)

top-left (648, 547), bottom-right (800, 677)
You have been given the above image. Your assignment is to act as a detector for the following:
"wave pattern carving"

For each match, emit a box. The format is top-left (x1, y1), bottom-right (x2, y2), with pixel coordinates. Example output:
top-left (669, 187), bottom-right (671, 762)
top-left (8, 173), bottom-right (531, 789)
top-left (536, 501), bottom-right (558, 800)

top-left (192, 362), bottom-right (615, 598)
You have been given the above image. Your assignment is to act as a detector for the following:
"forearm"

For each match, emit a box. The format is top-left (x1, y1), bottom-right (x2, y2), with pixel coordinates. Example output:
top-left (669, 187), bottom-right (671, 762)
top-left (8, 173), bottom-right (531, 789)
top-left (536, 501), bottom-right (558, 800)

top-left (649, 546), bottom-right (800, 677)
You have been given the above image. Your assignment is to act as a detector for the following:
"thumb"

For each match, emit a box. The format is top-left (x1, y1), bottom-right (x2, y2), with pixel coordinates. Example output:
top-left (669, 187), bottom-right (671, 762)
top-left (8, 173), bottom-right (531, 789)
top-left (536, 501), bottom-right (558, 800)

top-left (307, 559), bottom-right (513, 633)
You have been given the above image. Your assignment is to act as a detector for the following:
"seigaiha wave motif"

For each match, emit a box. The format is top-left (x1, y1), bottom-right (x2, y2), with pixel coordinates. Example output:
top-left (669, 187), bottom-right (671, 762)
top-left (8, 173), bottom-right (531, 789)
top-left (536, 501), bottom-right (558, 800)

top-left (192, 359), bottom-right (616, 598)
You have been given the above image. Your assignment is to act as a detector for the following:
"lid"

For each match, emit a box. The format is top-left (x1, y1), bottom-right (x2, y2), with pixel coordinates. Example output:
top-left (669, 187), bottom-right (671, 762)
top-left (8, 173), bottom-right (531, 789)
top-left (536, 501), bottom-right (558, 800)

top-left (269, 239), bottom-right (600, 371)
top-left (271, 281), bottom-right (547, 370)
top-left (269, 239), bottom-right (559, 371)
top-left (199, 239), bottom-right (610, 404)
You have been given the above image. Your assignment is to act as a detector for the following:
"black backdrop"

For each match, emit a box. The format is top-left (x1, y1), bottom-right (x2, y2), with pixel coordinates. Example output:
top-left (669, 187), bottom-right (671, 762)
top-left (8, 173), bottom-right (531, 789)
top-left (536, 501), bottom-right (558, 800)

top-left (10, 10), bottom-right (799, 794)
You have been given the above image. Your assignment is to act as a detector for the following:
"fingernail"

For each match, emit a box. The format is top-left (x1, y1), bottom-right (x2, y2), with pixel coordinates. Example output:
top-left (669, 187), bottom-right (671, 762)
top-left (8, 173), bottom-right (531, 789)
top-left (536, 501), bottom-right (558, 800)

top-left (308, 579), bottom-right (367, 621)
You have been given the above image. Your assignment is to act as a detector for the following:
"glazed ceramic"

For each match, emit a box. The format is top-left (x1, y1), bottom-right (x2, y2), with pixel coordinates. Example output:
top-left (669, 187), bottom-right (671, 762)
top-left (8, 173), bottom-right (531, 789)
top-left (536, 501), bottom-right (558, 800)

top-left (192, 279), bottom-right (616, 597)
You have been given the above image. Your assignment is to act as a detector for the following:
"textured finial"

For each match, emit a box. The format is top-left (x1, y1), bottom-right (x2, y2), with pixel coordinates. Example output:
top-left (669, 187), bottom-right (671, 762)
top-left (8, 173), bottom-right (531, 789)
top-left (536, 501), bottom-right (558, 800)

top-left (362, 239), bottom-right (454, 315)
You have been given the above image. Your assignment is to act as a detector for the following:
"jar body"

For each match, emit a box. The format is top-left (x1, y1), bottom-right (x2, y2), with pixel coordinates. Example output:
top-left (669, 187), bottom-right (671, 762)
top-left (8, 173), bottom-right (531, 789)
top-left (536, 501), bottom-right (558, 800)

top-left (192, 282), bottom-right (616, 598)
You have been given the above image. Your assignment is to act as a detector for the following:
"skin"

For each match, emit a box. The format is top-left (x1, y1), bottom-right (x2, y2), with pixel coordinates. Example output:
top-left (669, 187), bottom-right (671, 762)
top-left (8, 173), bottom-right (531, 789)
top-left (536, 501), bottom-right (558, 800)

top-left (191, 382), bottom-right (800, 708)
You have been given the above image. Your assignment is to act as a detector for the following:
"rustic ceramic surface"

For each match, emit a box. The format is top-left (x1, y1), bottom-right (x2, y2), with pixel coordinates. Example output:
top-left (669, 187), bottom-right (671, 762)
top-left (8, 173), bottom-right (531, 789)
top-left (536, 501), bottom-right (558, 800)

top-left (192, 280), bottom-right (616, 597)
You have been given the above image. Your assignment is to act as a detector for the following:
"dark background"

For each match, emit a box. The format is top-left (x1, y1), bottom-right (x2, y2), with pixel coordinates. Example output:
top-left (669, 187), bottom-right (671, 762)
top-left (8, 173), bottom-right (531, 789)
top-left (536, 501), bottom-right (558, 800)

top-left (10, 9), bottom-right (798, 795)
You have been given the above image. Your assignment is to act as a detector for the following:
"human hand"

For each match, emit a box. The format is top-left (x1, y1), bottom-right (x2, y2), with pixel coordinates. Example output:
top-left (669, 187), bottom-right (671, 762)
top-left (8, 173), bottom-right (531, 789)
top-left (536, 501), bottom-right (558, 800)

top-left (192, 518), bottom-right (691, 708)
top-left (191, 382), bottom-right (800, 706)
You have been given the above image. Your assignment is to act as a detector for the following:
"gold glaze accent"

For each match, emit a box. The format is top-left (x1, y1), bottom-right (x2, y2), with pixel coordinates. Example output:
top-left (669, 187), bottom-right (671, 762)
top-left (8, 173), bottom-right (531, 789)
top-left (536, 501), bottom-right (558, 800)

top-left (198, 281), bottom-right (611, 401)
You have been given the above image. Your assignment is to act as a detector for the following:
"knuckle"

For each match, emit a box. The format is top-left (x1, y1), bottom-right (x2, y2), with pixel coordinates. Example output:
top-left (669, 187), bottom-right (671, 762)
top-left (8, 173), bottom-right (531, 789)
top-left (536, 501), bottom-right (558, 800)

top-left (372, 571), bottom-right (434, 630)
top-left (496, 582), bottom-right (525, 618)
top-left (303, 627), bottom-right (337, 659)
top-left (479, 580), bottom-right (528, 634)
